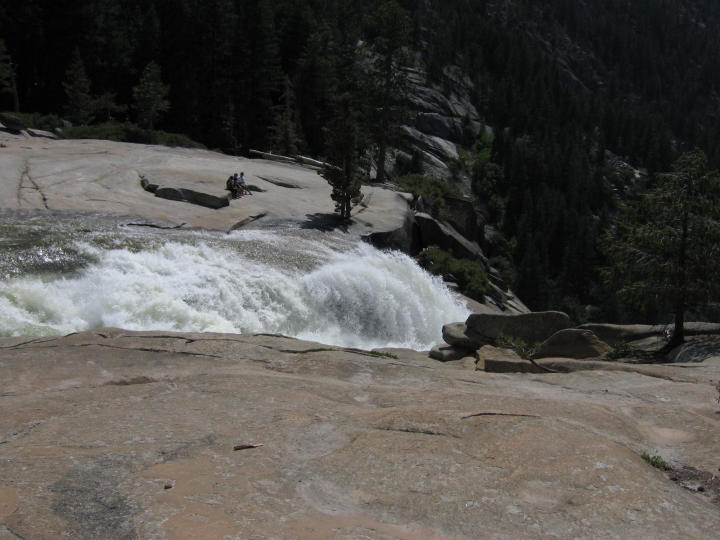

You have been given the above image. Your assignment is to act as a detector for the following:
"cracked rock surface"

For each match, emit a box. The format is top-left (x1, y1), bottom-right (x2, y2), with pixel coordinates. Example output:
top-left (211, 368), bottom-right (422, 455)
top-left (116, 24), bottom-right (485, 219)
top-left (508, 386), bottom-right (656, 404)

top-left (1, 329), bottom-right (719, 538)
top-left (0, 136), bottom-right (410, 235)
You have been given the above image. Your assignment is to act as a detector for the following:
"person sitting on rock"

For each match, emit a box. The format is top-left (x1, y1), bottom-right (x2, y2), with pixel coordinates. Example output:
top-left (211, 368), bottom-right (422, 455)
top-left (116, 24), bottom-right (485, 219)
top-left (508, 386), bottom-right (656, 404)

top-left (229, 173), bottom-right (242, 199)
top-left (238, 172), bottom-right (252, 196)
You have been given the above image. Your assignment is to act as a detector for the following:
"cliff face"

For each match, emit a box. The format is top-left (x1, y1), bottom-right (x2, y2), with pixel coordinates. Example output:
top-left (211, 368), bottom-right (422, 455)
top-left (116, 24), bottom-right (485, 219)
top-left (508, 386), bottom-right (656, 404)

top-left (1, 329), bottom-right (719, 538)
top-left (390, 64), bottom-right (484, 184)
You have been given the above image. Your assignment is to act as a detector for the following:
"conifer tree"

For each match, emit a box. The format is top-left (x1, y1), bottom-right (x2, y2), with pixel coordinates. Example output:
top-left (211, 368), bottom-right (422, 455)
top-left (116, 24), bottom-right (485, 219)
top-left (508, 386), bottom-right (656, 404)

top-left (132, 61), bottom-right (169, 130)
top-left (0, 40), bottom-right (13, 97)
top-left (320, 93), bottom-right (364, 220)
top-left (602, 149), bottom-right (720, 347)
top-left (320, 40), bottom-right (365, 220)
top-left (62, 49), bottom-right (94, 125)
top-left (364, 0), bottom-right (411, 183)
top-left (270, 75), bottom-right (300, 155)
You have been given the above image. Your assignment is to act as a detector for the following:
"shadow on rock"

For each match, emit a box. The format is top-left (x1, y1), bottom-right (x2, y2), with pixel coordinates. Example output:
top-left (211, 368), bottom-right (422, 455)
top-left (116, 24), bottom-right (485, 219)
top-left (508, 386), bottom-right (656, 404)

top-left (300, 213), bottom-right (350, 232)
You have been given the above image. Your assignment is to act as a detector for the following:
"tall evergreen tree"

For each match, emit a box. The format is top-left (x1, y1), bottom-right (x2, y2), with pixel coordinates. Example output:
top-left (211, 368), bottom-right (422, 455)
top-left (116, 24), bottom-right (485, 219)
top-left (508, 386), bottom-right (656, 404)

top-left (320, 38), bottom-right (366, 220)
top-left (602, 149), bottom-right (720, 347)
top-left (132, 61), bottom-right (169, 129)
top-left (270, 75), bottom-right (300, 155)
top-left (0, 39), bottom-right (18, 111)
top-left (62, 49), bottom-right (94, 125)
top-left (364, 0), bottom-right (411, 183)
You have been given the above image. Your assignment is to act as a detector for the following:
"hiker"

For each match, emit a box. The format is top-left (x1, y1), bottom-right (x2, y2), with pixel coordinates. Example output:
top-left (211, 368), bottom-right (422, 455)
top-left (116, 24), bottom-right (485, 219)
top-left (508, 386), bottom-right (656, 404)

top-left (226, 174), bottom-right (240, 198)
top-left (238, 172), bottom-right (252, 196)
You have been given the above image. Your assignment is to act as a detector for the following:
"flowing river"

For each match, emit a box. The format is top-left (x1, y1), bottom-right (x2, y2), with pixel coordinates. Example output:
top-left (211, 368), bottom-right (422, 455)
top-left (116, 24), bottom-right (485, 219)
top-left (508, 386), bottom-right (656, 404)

top-left (0, 211), bottom-right (470, 350)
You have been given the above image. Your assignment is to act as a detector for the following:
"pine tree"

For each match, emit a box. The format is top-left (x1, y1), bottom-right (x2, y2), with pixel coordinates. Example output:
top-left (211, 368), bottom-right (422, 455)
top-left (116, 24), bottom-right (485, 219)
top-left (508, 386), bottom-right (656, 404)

top-left (62, 49), bottom-right (94, 125)
top-left (132, 61), bottom-right (169, 130)
top-left (270, 75), bottom-right (300, 155)
top-left (320, 94), bottom-right (364, 220)
top-left (364, 0), bottom-right (411, 183)
top-left (0, 39), bottom-right (12, 94)
top-left (320, 40), bottom-right (365, 220)
top-left (602, 149), bottom-right (720, 347)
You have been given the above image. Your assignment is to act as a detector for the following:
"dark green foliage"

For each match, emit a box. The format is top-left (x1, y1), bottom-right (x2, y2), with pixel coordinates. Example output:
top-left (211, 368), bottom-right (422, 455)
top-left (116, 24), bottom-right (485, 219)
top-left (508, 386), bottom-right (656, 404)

top-left (641, 453), bottom-right (671, 471)
top-left (0, 39), bottom-right (12, 95)
top-left (63, 122), bottom-right (203, 149)
top-left (62, 49), bottom-right (94, 126)
top-left (132, 62), bottom-right (169, 130)
top-left (320, 89), bottom-right (364, 219)
top-left (11, 112), bottom-right (62, 132)
top-left (395, 174), bottom-right (462, 222)
top-left (418, 247), bottom-right (489, 300)
top-left (363, 0), bottom-right (412, 183)
top-left (601, 150), bottom-right (720, 345)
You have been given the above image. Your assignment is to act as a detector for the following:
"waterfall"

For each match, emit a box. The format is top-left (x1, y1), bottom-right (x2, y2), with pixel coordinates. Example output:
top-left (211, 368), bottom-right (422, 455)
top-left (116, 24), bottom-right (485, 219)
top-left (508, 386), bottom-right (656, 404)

top-left (0, 228), bottom-right (470, 350)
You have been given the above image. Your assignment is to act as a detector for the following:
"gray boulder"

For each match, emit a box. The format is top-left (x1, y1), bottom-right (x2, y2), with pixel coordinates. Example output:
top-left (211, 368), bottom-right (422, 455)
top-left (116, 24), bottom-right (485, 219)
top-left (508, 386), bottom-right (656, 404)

top-left (26, 128), bottom-right (58, 139)
top-left (429, 344), bottom-right (472, 362)
top-left (466, 311), bottom-right (572, 346)
top-left (0, 113), bottom-right (24, 133)
top-left (442, 322), bottom-right (476, 350)
top-left (534, 329), bottom-right (613, 360)
top-left (580, 322), bottom-right (720, 345)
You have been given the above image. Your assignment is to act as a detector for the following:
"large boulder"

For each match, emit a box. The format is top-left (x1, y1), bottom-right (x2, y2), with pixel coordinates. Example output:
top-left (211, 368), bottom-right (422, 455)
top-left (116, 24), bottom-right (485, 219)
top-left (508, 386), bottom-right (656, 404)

top-left (0, 113), bottom-right (25, 134)
top-left (534, 329), bottom-right (613, 360)
top-left (465, 311), bottom-right (572, 346)
top-left (442, 322), bottom-right (476, 350)
top-left (580, 322), bottom-right (720, 345)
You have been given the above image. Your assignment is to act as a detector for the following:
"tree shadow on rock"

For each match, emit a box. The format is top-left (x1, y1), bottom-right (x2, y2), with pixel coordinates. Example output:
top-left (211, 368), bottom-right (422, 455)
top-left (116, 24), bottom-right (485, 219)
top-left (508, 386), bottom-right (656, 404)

top-left (300, 213), bottom-right (351, 232)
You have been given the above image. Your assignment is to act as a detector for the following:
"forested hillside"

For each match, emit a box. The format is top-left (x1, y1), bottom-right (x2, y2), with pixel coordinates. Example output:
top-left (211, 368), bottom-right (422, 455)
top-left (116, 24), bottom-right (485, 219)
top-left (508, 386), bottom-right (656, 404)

top-left (2, 0), bottom-right (718, 322)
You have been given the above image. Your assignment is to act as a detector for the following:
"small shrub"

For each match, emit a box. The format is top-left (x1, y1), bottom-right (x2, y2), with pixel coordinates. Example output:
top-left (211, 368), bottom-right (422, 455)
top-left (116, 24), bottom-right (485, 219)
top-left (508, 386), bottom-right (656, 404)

top-left (368, 350), bottom-right (399, 359)
top-left (63, 122), bottom-right (204, 149)
top-left (418, 247), bottom-right (489, 300)
top-left (641, 452), bottom-right (671, 471)
top-left (395, 174), bottom-right (463, 221)
top-left (11, 111), bottom-right (63, 132)
top-left (496, 334), bottom-right (538, 360)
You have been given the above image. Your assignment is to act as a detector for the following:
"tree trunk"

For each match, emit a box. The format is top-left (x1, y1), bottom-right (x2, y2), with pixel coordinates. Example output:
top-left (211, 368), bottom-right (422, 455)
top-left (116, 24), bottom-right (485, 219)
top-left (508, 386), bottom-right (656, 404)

top-left (670, 206), bottom-right (690, 349)
top-left (376, 139), bottom-right (387, 184)
top-left (10, 70), bottom-right (19, 112)
top-left (671, 308), bottom-right (685, 347)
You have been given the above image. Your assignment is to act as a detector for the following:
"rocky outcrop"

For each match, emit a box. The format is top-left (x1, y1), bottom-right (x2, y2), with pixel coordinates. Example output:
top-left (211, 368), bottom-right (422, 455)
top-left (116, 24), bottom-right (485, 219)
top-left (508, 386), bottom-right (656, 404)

top-left (2, 329), bottom-right (719, 538)
top-left (466, 311), bottom-right (572, 346)
top-left (443, 311), bottom-right (571, 351)
top-left (0, 113), bottom-right (24, 134)
top-left (415, 212), bottom-right (485, 261)
top-left (534, 328), bottom-right (613, 359)
top-left (581, 322), bottom-right (720, 345)
top-left (364, 208), bottom-right (419, 254)
top-left (388, 65), bottom-right (484, 182)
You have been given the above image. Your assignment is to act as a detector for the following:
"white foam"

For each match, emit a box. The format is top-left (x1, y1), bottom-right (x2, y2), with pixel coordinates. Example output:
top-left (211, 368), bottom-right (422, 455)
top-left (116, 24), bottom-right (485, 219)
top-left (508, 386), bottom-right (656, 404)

top-left (0, 232), bottom-right (470, 349)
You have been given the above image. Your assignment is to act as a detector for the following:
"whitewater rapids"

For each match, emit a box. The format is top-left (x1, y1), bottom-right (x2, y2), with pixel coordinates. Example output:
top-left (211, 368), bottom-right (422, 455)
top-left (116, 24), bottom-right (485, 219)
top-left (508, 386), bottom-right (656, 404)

top-left (0, 224), bottom-right (470, 350)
